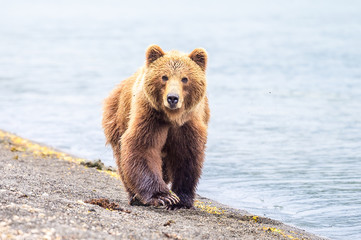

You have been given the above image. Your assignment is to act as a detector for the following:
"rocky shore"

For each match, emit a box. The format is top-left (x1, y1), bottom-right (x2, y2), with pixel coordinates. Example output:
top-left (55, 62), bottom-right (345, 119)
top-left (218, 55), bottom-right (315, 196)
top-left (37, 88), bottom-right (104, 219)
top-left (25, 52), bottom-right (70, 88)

top-left (0, 129), bottom-right (326, 240)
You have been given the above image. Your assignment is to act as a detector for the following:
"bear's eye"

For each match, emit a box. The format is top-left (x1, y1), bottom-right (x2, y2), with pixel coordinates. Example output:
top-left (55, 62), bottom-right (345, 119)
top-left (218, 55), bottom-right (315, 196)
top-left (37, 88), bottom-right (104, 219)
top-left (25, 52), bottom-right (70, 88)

top-left (181, 77), bottom-right (188, 83)
top-left (162, 76), bottom-right (168, 81)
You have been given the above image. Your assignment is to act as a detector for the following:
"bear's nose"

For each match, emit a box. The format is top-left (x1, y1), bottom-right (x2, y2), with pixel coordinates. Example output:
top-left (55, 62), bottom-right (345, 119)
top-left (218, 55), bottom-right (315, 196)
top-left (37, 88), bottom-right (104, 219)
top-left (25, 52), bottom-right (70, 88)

top-left (167, 94), bottom-right (179, 106)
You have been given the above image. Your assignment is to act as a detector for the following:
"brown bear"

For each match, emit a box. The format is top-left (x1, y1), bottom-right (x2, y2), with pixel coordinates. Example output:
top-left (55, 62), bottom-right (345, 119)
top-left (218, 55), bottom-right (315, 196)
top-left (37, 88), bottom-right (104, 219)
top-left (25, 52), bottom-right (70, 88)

top-left (102, 45), bottom-right (209, 209)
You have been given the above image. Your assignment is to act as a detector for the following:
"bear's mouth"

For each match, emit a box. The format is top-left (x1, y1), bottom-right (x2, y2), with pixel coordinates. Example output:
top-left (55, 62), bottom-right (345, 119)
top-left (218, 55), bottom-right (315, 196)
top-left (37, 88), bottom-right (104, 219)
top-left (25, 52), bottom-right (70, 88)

top-left (165, 103), bottom-right (181, 110)
top-left (168, 103), bottom-right (178, 109)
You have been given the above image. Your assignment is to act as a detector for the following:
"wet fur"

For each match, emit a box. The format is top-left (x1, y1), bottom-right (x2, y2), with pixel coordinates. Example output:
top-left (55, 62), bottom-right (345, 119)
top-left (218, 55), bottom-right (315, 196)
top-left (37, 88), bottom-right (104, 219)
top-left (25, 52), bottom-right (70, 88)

top-left (102, 45), bottom-right (209, 209)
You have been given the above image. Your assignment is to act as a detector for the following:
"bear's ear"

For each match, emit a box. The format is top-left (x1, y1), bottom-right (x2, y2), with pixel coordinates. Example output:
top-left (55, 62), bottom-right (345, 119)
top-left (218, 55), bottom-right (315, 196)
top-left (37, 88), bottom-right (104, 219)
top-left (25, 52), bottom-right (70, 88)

top-left (146, 45), bottom-right (165, 66)
top-left (189, 48), bottom-right (208, 71)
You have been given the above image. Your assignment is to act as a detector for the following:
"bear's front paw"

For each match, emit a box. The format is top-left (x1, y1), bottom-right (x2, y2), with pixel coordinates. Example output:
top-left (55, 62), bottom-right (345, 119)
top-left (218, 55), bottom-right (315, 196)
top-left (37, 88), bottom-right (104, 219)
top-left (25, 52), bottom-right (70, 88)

top-left (148, 191), bottom-right (180, 207)
top-left (166, 193), bottom-right (194, 210)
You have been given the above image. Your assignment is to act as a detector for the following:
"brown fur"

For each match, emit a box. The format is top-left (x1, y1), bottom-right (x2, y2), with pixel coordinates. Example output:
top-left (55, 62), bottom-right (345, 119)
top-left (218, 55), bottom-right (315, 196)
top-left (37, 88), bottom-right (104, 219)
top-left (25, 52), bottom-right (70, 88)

top-left (102, 45), bottom-right (210, 209)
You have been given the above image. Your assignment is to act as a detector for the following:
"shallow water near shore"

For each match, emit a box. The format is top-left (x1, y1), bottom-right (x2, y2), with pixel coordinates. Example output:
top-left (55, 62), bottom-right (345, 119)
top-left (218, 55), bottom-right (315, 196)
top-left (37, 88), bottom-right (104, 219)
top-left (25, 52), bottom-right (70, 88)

top-left (1, 1), bottom-right (361, 239)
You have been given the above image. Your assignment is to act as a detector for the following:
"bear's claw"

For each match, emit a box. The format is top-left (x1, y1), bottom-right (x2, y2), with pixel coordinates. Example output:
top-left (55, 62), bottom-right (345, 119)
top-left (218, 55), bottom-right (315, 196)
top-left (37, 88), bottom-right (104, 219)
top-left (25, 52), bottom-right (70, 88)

top-left (158, 191), bottom-right (180, 206)
top-left (158, 198), bottom-right (165, 206)
top-left (129, 194), bottom-right (143, 206)
top-left (151, 191), bottom-right (180, 207)
top-left (130, 191), bottom-right (180, 207)
top-left (168, 191), bottom-right (180, 204)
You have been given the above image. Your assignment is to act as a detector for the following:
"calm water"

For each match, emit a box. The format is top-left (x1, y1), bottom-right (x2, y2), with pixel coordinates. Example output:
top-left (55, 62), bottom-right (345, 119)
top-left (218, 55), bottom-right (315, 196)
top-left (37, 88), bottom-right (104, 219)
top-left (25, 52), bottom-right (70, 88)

top-left (1, 1), bottom-right (361, 239)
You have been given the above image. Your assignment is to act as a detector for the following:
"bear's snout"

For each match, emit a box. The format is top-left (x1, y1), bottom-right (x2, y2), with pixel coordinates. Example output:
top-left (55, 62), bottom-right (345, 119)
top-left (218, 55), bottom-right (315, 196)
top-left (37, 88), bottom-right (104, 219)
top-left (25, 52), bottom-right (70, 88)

top-left (167, 93), bottom-right (179, 109)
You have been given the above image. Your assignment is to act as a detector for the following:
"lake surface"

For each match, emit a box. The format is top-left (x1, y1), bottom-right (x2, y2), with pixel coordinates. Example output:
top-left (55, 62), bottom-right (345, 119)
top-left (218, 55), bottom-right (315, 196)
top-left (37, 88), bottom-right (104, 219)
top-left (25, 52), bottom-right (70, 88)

top-left (1, 1), bottom-right (361, 239)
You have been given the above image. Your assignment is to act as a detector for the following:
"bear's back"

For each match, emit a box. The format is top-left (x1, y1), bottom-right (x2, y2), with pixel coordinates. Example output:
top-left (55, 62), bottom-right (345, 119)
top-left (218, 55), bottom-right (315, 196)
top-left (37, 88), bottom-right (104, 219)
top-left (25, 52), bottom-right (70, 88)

top-left (102, 69), bottom-right (142, 149)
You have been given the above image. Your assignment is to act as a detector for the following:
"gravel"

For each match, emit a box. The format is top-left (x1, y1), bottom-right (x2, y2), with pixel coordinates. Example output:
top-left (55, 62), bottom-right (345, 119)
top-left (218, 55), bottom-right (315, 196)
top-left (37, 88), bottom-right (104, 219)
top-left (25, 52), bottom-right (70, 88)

top-left (0, 130), bottom-right (327, 240)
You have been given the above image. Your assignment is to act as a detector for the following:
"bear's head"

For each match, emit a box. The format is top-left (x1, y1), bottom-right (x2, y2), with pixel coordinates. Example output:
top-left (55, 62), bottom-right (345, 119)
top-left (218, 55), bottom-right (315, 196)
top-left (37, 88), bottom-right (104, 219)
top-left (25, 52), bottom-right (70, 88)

top-left (143, 45), bottom-right (207, 122)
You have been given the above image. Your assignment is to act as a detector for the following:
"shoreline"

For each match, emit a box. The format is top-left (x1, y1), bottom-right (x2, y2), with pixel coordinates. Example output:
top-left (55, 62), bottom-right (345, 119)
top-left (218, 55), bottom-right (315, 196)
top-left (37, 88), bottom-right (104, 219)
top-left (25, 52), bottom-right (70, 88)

top-left (0, 129), bottom-right (327, 239)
